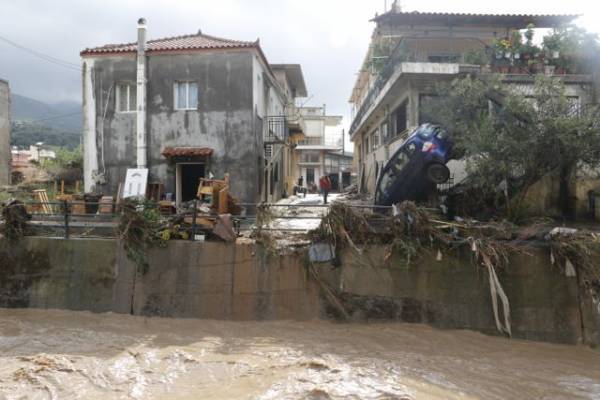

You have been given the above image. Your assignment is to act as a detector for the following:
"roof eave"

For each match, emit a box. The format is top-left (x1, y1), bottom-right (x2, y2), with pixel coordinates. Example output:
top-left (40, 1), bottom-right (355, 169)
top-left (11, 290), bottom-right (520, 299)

top-left (371, 12), bottom-right (580, 29)
top-left (80, 44), bottom-right (257, 57)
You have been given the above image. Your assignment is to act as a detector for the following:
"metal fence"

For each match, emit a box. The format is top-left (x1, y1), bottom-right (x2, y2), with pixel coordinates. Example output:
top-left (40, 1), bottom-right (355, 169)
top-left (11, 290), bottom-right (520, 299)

top-left (349, 36), bottom-right (489, 136)
top-left (264, 116), bottom-right (289, 143)
top-left (0, 200), bottom-right (394, 240)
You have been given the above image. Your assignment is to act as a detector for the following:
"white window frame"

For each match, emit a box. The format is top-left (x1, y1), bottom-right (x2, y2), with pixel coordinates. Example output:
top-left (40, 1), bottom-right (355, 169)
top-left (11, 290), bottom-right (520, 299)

top-left (174, 81), bottom-right (198, 111)
top-left (116, 82), bottom-right (136, 113)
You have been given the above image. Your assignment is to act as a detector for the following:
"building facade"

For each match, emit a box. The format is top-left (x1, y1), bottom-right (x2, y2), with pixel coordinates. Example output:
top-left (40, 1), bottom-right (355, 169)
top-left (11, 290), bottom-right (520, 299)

top-left (81, 19), bottom-right (305, 205)
top-left (348, 10), bottom-right (584, 195)
top-left (293, 106), bottom-right (343, 191)
top-left (0, 79), bottom-right (10, 185)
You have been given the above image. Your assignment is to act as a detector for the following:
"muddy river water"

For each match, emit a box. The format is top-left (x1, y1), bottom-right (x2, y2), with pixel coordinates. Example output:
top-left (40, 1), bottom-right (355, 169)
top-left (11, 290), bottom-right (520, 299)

top-left (0, 309), bottom-right (599, 399)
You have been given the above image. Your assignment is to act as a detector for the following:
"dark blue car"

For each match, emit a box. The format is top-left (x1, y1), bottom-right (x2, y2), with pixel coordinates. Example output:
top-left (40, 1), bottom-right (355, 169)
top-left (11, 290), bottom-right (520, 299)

top-left (374, 124), bottom-right (454, 206)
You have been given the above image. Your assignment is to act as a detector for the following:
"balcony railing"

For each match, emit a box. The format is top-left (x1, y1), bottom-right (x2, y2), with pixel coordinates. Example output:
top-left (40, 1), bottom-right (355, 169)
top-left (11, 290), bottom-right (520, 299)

top-left (350, 33), bottom-right (590, 136)
top-left (264, 116), bottom-right (288, 144)
top-left (349, 36), bottom-right (488, 136)
top-left (297, 137), bottom-right (325, 146)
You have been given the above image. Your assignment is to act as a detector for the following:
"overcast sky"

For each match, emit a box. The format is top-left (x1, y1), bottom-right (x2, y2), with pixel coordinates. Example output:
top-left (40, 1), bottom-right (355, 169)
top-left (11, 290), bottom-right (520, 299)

top-left (1, 0), bottom-right (599, 134)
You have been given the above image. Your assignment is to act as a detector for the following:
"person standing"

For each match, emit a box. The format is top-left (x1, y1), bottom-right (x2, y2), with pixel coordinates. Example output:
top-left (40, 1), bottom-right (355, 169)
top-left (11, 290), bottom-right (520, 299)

top-left (319, 175), bottom-right (332, 204)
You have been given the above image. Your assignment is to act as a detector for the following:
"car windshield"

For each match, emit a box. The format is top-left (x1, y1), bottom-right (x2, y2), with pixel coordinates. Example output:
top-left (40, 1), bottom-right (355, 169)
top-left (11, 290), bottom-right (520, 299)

top-left (379, 150), bottom-right (410, 193)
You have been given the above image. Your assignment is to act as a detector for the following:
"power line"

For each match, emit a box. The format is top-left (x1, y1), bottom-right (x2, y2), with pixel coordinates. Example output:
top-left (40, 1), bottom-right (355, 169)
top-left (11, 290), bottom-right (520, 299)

top-left (0, 34), bottom-right (82, 72)
top-left (26, 111), bottom-right (82, 124)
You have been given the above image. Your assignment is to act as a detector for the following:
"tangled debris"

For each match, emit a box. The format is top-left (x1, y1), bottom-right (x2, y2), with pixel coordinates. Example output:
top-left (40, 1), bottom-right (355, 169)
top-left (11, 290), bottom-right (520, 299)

top-left (549, 231), bottom-right (600, 311)
top-left (117, 200), bottom-right (166, 274)
top-left (312, 201), bottom-right (523, 335)
top-left (1, 200), bottom-right (32, 241)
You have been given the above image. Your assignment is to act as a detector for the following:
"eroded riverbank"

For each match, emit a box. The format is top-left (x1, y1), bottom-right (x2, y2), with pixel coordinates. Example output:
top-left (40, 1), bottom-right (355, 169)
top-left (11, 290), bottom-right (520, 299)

top-left (0, 309), bottom-right (599, 399)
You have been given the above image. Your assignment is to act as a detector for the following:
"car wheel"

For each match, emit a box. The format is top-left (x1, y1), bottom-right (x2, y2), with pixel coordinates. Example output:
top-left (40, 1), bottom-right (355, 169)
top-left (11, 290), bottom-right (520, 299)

top-left (425, 163), bottom-right (450, 184)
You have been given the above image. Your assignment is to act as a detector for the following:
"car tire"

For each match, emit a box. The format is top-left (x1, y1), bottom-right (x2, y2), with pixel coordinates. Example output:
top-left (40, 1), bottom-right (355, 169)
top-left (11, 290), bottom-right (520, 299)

top-left (425, 163), bottom-right (450, 184)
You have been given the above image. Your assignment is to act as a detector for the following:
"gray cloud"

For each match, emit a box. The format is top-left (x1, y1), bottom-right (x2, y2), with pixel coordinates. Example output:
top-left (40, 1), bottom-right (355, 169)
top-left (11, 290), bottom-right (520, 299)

top-left (0, 0), bottom-right (596, 135)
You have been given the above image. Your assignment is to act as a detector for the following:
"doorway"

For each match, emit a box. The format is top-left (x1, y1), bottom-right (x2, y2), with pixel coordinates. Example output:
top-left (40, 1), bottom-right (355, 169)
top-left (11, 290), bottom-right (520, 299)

top-left (306, 168), bottom-right (315, 185)
top-left (176, 163), bottom-right (205, 204)
top-left (328, 173), bottom-right (339, 192)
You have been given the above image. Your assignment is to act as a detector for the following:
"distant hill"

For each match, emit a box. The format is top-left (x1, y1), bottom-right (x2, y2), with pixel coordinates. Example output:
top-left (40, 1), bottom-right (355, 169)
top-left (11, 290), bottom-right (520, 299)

top-left (10, 94), bottom-right (82, 149)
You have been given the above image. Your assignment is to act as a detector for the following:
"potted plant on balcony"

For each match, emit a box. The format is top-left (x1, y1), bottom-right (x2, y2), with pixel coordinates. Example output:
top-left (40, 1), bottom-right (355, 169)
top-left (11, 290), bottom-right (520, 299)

top-left (509, 31), bottom-right (525, 73)
top-left (492, 38), bottom-right (512, 73)
top-left (542, 31), bottom-right (562, 74)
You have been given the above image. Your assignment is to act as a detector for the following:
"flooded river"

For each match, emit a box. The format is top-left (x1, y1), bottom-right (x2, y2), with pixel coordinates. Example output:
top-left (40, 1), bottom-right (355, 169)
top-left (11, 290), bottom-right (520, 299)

top-left (0, 309), bottom-right (599, 399)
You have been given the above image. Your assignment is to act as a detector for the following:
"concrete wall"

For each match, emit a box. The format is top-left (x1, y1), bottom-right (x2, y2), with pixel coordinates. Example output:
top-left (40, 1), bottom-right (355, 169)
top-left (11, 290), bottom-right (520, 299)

top-left (0, 237), bottom-right (597, 346)
top-left (318, 245), bottom-right (597, 346)
top-left (0, 238), bottom-right (319, 320)
top-left (83, 50), bottom-right (264, 204)
top-left (0, 79), bottom-right (10, 185)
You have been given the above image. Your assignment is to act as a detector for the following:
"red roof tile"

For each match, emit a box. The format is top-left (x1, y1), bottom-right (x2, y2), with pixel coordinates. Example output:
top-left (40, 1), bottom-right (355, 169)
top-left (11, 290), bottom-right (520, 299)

top-left (162, 147), bottom-right (213, 158)
top-left (81, 32), bottom-right (257, 56)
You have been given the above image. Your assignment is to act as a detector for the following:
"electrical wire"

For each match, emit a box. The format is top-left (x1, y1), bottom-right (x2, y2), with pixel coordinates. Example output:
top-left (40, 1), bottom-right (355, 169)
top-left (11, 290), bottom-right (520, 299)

top-left (0, 34), bottom-right (82, 72)
top-left (25, 111), bottom-right (82, 124)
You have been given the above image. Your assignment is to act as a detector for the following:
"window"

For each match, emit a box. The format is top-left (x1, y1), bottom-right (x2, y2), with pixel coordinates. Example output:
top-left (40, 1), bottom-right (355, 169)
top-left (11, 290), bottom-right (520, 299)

top-left (381, 122), bottom-right (389, 143)
top-left (174, 81), bottom-right (198, 110)
top-left (394, 101), bottom-right (408, 136)
top-left (306, 168), bottom-right (315, 184)
top-left (371, 128), bottom-right (379, 151)
top-left (363, 135), bottom-right (370, 155)
top-left (116, 83), bottom-right (136, 112)
top-left (301, 152), bottom-right (320, 163)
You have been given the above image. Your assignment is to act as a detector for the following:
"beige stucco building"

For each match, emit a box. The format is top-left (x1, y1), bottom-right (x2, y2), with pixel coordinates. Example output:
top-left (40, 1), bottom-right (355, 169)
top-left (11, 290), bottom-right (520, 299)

top-left (348, 10), bottom-right (585, 197)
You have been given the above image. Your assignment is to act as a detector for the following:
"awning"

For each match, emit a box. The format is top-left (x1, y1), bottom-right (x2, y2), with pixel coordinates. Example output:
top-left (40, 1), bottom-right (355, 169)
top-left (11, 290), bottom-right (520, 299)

top-left (162, 147), bottom-right (213, 157)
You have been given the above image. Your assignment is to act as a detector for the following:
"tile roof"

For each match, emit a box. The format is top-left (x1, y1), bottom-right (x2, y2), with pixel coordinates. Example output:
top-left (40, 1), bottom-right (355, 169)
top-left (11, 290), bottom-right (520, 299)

top-left (81, 32), bottom-right (258, 56)
top-left (162, 147), bottom-right (213, 158)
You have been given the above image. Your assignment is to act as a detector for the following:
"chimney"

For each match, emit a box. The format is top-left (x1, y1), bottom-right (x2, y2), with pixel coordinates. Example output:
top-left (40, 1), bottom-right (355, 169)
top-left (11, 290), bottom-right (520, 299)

top-left (136, 17), bottom-right (147, 169)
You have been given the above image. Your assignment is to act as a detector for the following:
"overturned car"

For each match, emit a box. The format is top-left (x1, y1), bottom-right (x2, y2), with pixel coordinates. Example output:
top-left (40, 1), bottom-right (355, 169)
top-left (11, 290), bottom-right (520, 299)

top-left (374, 124), bottom-right (455, 206)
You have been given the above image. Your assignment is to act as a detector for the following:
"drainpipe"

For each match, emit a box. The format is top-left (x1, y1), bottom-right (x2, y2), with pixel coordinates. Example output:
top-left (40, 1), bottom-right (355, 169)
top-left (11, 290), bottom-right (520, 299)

top-left (136, 17), bottom-right (147, 169)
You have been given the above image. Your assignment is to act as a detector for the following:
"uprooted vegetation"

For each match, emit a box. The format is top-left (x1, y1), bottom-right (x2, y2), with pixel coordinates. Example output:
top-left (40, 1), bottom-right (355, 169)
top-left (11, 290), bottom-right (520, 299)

top-left (117, 200), bottom-right (167, 274)
top-left (310, 202), bottom-right (519, 335)
top-left (299, 201), bottom-right (600, 336)
top-left (550, 232), bottom-right (600, 306)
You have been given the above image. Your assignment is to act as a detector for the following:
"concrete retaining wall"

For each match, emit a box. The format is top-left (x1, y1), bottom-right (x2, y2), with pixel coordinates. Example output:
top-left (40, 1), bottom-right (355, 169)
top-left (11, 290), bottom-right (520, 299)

top-left (318, 245), bottom-right (594, 345)
top-left (0, 237), bottom-right (597, 346)
top-left (0, 238), bottom-right (319, 320)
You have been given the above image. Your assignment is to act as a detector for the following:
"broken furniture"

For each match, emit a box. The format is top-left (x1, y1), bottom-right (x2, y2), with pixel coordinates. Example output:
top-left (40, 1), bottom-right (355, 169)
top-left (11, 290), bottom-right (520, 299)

top-left (98, 196), bottom-right (114, 214)
top-left (33, 189), bottom-right (53, 214)
top-left (197, 174), bottom-right (231, 214)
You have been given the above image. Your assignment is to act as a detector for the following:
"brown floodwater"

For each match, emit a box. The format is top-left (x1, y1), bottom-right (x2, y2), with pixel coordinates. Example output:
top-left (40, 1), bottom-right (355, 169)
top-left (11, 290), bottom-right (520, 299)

top-left (0, 309), bottom-right (599, 399)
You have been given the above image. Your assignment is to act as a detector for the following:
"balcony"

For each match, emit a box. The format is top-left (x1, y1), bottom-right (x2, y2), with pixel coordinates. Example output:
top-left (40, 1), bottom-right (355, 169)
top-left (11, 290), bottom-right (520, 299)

top-left (350, 32), bottom-right (592, 137)
top-left (264, 116), bottom-right (288, 144)
top-left (297, 137), bottom-right (325, 146)
top-left (349, 36), bottom-right (490, 136)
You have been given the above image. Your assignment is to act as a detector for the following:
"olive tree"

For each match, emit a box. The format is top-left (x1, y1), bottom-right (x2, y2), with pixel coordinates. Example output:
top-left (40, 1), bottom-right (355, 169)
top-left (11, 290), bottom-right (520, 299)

top-left (429, 74), bottom-right (600, 219)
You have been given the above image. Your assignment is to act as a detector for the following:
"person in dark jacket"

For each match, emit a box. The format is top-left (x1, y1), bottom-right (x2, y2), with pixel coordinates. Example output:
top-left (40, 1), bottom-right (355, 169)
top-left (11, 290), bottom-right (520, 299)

top-left (319, 175), bottom-right (332, 204)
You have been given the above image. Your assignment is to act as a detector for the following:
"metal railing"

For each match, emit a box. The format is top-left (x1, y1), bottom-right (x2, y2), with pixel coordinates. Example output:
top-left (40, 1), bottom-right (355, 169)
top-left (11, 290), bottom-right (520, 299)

top-left (349, 36), bottom-right (489, 136)
top-left (0, 200), bottom-right (394, 239)
top-left (297, 137), bottom-right (326, 146)
top-left (264, 116), bottom-right (289, 143)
